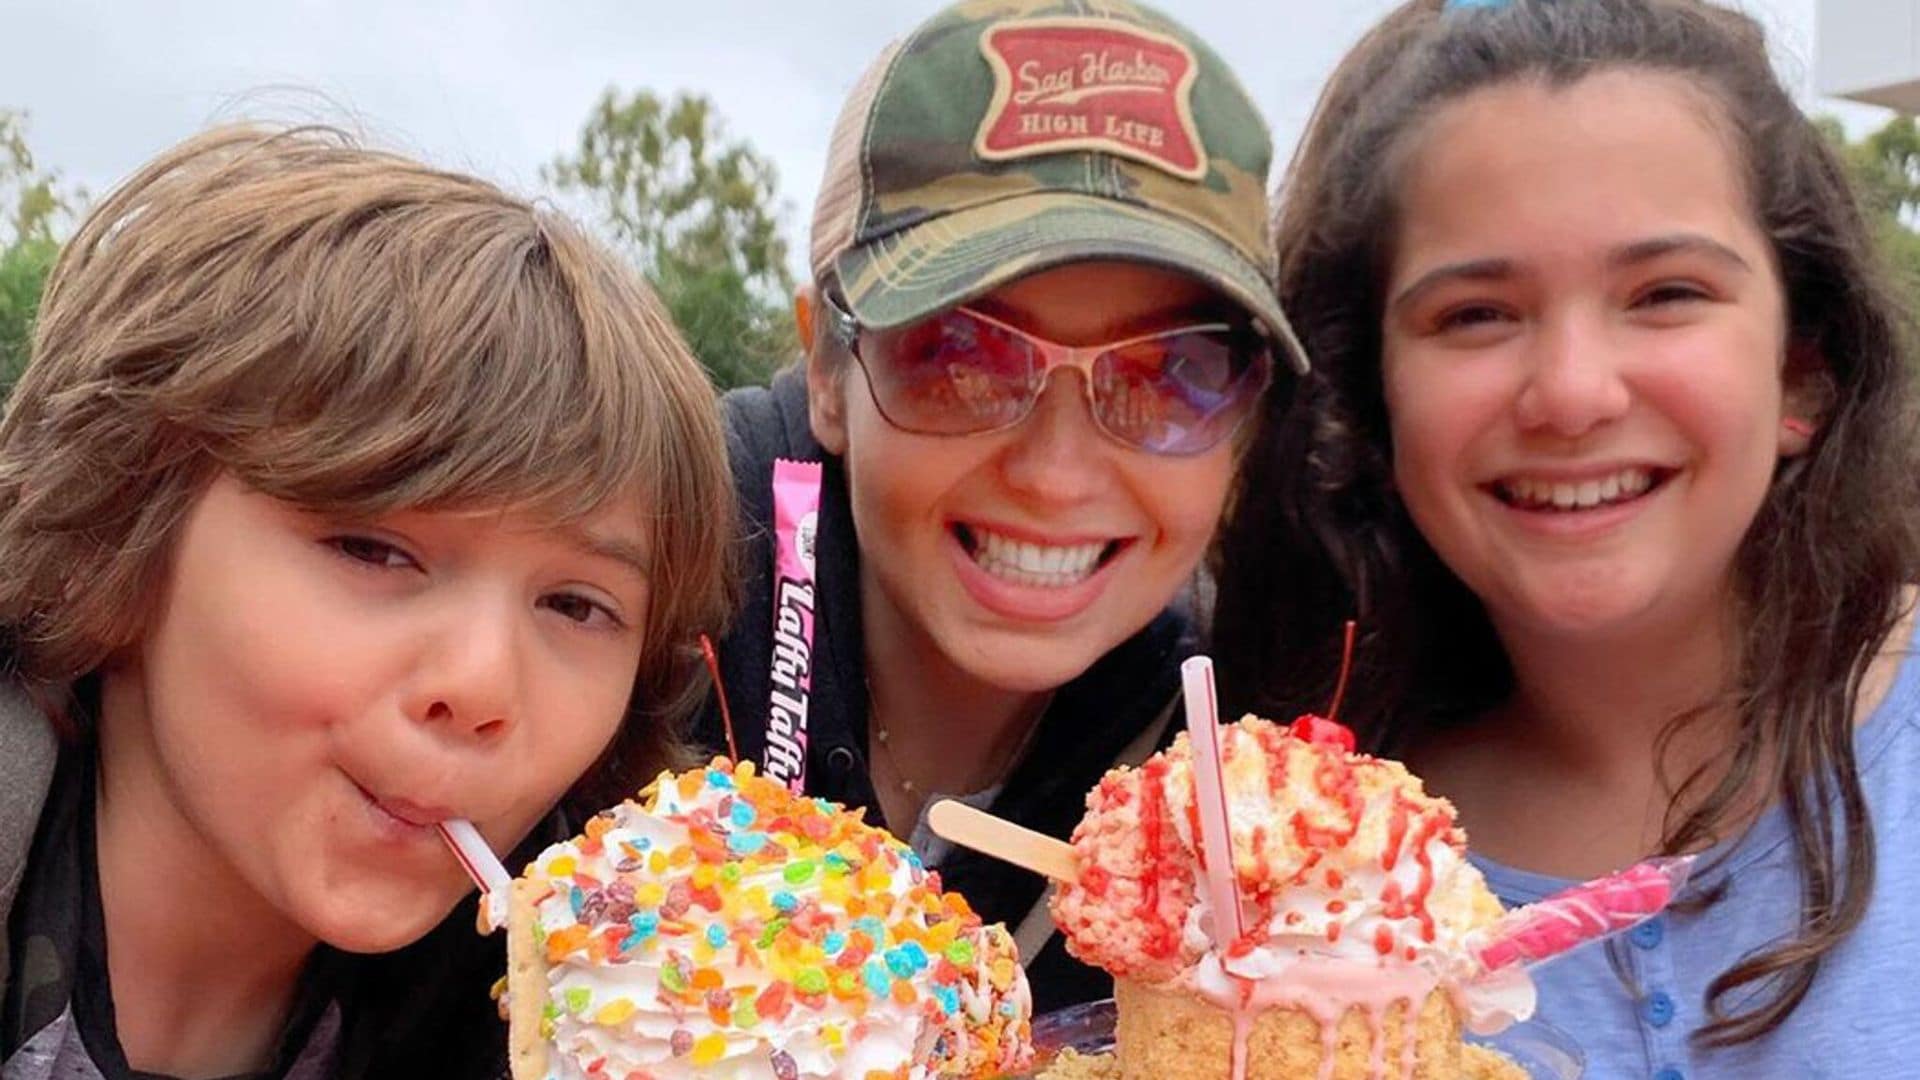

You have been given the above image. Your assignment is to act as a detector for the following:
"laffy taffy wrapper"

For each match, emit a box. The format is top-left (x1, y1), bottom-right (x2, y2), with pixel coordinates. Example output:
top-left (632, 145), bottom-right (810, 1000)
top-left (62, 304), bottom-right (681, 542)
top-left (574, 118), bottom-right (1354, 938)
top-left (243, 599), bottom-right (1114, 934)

top-left (498, 758), bottom-right (1033, 1080)
top-left (764, 458), bottom-right (820, 793)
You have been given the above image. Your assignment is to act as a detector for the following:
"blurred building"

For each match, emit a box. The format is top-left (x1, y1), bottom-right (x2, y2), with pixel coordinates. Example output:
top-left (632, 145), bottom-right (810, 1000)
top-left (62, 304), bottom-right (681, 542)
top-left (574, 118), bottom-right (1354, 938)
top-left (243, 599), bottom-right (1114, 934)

top-left (1820, 0), bottom-right (1920, 111)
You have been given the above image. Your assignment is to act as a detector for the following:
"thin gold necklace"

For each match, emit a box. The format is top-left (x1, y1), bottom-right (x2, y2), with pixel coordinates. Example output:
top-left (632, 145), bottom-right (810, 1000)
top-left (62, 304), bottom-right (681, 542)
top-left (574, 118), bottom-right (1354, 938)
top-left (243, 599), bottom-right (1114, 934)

top-left (866, 685), bottom-right (1050, 797)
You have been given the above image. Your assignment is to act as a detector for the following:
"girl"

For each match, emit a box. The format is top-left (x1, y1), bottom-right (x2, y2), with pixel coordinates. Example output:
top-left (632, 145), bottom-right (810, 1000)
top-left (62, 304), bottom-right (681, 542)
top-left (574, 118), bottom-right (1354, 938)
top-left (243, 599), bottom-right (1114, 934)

top-left (0, 125), bottom-right (734, 1079)
top-left (1214, 1), bottom-right (1920, 1076)
top-left (700, 0), bottom-right (1307, 1012)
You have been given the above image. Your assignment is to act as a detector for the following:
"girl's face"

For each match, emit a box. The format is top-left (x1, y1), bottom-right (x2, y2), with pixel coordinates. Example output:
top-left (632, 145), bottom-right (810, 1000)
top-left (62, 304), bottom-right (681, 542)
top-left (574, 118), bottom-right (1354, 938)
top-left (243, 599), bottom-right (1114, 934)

top-left (811, 262), bottom-right (1245, 693)
top-left (107, 473), bottom-right (650, 951)
top-left (1380, 71), bottom-right (1806, 648)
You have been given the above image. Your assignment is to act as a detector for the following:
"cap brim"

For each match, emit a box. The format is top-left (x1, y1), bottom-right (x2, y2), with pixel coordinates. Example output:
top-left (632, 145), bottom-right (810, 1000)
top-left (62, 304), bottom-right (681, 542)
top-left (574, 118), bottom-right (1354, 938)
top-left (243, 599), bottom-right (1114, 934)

top-left (832, 192), bottom-right (1309, 374)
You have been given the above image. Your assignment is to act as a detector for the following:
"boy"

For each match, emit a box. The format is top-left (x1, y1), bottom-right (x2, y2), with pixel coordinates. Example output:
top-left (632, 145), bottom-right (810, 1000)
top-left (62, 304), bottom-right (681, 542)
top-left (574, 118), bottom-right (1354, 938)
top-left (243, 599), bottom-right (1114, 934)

top-left (0, 125), bottom-right (733, 1079)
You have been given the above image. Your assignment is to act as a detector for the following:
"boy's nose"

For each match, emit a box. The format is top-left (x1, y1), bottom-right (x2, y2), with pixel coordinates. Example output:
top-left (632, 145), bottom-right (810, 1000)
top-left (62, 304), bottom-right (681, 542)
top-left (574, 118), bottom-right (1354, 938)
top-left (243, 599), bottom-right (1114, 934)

top-left (998, 370), bottom-right (1111, 503)
top-left (407, 601), bottom-right (521, 740)
top-left (1512, 315), bottom-right (1631, 437)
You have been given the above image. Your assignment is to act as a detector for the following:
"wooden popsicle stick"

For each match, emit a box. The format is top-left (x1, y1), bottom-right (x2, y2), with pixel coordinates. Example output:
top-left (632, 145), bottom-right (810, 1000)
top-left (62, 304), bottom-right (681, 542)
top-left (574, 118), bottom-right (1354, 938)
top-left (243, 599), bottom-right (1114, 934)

top-left (928, 799), bottom-right (1079, 882)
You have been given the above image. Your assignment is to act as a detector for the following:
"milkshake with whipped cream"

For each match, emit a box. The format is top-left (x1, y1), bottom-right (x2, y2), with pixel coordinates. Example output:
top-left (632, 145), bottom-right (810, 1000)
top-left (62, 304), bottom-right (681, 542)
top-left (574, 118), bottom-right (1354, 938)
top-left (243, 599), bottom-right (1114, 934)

top-left (499, 758), bottom-right (1034, 1080)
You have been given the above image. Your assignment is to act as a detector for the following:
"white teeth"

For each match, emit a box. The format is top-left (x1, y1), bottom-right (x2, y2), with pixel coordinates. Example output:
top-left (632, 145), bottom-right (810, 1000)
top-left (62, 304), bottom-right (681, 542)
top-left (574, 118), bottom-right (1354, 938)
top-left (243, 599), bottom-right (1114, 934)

top-left (1499, 468), bottom-right (1655, 511)
top-left (969, 527), bottom-right (1108, 587)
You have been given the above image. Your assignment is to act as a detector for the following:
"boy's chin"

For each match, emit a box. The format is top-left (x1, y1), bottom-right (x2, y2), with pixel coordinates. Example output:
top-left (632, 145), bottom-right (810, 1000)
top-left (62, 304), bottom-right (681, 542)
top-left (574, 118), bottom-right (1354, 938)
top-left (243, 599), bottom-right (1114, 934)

top-left (302, 889), bottom-right (470, 954)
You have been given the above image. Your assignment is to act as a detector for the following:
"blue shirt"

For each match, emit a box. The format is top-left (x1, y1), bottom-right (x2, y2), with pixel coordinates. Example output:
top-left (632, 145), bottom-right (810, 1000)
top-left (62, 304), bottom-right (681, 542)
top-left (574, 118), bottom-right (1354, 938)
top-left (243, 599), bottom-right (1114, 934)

top-left (1471, 631), bottom-right (1920, 1079)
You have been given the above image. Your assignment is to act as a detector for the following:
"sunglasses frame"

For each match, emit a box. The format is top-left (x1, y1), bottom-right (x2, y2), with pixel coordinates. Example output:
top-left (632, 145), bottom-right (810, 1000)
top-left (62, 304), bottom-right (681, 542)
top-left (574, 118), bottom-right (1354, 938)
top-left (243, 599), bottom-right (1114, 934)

top-left (820, 291), bottom-right (1273, 456)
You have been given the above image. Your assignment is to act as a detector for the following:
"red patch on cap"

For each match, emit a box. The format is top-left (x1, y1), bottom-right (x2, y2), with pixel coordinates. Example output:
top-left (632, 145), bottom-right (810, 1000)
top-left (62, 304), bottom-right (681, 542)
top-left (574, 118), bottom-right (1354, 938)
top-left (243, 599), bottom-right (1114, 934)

top-left (974, 17), bottom-right (1206, 181)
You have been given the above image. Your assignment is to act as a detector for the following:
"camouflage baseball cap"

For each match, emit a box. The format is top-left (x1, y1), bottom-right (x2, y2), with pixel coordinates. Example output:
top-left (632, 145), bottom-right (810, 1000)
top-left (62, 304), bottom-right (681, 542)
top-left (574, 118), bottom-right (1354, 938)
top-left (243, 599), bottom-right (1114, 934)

top-left (811, 0), bottom-right (1308, 372)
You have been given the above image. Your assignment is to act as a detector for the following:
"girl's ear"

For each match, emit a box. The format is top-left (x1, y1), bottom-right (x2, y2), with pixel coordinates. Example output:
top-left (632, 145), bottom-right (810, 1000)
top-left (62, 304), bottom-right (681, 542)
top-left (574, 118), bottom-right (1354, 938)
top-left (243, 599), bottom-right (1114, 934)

top-left (799, 286), bottom-right (850, 456)
top-left (1779, 339), bottom-right (1831, 458)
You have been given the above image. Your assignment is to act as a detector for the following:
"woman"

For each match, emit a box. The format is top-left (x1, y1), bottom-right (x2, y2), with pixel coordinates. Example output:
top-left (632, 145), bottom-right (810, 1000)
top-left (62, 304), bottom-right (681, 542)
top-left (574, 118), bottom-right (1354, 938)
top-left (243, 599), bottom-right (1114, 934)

top-left (699, 0), bottom-right (1305, 1011)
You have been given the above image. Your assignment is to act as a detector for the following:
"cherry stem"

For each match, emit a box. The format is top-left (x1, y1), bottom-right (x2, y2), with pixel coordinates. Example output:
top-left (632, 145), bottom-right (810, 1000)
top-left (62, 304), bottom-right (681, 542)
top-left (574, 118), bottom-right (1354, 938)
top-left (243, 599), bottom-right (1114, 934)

top-left (700, 633), bottom-right (739, 762)
top-left (1327, 619), bottom-right (1357, 724)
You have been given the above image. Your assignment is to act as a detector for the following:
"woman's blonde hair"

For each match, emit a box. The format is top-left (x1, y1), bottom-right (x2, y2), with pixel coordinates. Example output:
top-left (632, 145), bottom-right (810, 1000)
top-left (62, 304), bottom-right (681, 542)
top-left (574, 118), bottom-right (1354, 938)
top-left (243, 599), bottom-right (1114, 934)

top-left (0, 123), bottom-right (736, 808)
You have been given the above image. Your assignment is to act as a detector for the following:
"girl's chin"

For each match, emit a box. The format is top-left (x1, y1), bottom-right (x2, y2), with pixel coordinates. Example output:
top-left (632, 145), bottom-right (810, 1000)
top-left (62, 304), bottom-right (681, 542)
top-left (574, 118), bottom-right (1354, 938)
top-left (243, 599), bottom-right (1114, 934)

top-left (1475, 561), bottom-right (1664, 629)
top-left (1497, 593), bottom-right (1664, 642)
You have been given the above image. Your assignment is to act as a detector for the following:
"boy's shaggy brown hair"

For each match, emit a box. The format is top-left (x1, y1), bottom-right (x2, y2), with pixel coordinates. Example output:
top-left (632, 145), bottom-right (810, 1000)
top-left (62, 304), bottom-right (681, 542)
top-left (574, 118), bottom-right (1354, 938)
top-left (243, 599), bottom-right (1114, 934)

top-left (0, 123), bottom-right (736, 811)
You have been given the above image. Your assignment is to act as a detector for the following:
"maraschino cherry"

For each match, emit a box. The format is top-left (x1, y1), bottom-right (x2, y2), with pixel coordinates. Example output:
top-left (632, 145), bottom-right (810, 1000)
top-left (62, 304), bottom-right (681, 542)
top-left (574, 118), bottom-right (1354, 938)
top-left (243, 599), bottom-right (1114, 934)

top-left (1288, 619), bottom-right (1360, 752)
top-left (1287, 713), bottom-right (1355, 752)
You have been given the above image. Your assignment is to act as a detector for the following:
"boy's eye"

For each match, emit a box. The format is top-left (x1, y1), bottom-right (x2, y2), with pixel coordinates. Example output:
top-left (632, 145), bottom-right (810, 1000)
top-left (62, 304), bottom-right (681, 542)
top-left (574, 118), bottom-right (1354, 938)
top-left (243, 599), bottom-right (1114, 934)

top-left (542, 591), bottom-right (625, 630)
top-left (327, 535), bottom-right (418, 570)
top-left (1441, 304), bottom-right (1503, 327)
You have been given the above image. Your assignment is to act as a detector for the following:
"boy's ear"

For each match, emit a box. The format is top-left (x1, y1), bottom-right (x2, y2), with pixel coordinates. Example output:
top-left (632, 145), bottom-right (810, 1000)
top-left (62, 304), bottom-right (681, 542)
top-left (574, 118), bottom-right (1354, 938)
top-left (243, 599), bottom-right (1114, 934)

top-left (799, 286), bottom-right (850, 456)
top-left (1779, 339), bottom-right (1831, 458)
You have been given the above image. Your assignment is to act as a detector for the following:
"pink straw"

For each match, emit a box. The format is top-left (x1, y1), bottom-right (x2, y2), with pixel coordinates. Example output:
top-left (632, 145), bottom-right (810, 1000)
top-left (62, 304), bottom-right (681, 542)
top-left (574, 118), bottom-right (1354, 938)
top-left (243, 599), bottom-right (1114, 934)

top-left (437, 818), bottom-right (512, 931)
top-left (1181, 656), bottom-right (1246, 945)
top-left (1474, 855), bottom-right (1695, 972)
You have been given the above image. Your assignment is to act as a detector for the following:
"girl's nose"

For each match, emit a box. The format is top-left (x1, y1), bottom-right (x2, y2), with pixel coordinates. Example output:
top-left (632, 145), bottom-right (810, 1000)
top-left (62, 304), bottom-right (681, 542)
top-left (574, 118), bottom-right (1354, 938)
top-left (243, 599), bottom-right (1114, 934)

top-left (1512, 314), bottom-right (1631, 437)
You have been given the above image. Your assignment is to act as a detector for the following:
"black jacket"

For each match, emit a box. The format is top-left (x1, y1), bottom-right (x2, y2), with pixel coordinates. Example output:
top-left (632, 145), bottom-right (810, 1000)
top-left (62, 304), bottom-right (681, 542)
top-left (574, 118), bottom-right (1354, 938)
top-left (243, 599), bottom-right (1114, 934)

top-left (693, 368), bottom-right (1191, 1015)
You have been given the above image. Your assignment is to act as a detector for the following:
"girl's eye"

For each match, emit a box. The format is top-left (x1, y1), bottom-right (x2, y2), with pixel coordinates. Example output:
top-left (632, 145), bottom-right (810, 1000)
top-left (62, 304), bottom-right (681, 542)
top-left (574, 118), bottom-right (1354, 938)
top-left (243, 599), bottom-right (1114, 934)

top-left (1634, 281), bottom-right (1711, 308)
top-left (1434, 303), bottom-right (1511, 333)
top-left (542, 591), bottom-right (625, 630)
top-left (327, 535), bottom-right (418, 571)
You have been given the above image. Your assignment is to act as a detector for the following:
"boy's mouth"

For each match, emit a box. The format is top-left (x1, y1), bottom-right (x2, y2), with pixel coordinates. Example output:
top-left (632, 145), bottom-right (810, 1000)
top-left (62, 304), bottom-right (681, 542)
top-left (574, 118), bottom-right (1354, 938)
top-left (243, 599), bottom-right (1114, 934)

top-left (1489, 466), bottom-right (1673, 512)
top-left (348, 774), bottom-right (457, 831)
top-left (952, 523), bottom-right (1127, 588)
top-left (374, 795), bottom-right (459, 828)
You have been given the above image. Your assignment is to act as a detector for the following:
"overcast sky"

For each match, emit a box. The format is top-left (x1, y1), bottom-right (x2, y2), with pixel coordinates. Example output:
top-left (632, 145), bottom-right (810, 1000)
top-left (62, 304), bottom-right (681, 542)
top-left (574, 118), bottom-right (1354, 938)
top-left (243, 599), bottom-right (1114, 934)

top-left (0, 0), bottom-right (1893, 274)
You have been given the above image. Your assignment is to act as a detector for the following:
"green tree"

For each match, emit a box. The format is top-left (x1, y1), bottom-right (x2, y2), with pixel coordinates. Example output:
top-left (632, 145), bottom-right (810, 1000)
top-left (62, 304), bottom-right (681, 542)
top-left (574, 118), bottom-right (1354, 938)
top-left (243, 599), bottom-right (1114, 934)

top-left (1824, 114), bottom-right (1920, 316)
top-left (1, 110), bottom-right (76, 396)
top-left (547, 90), bottom-right (797, 390)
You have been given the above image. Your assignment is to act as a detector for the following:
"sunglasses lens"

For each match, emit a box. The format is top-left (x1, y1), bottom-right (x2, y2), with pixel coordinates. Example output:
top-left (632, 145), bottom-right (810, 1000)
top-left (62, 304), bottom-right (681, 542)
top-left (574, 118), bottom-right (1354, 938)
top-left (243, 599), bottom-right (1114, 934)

top-left (1094, 328), bottom-right (1268, 453)
top-left (862, 311), bottom-right (1038, 434)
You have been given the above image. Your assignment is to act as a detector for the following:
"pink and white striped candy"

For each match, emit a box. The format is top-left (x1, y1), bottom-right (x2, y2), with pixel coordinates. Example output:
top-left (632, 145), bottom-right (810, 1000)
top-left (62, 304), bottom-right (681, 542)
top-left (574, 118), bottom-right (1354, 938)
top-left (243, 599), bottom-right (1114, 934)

top-left (1474, 855), bottom-right (1695, 972)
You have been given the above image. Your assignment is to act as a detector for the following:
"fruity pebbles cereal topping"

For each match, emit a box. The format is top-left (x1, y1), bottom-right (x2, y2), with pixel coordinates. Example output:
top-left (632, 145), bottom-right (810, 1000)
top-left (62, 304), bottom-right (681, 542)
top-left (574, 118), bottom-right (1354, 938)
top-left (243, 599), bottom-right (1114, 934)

top-left (512, 758), bottom-right (1033, 1080)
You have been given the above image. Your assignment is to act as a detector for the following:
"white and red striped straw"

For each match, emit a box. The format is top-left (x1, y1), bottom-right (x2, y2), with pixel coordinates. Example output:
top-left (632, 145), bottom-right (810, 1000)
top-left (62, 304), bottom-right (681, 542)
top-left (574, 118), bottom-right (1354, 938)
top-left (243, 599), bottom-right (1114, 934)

top-left (1474, 855), bottom-right (1696, 973)
top-left (437, 818), bottom-right (512, 931)
top-left (1181, 656), bottom-right (1247, 946)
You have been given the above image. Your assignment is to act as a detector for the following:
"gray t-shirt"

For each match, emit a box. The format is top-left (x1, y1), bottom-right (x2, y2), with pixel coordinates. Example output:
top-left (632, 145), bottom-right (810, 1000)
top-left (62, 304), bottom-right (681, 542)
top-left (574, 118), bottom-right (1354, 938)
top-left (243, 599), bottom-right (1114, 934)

top-left (3, 738), bottom-right (340, 1080)
top-left (4, 1005), bottom-right (338, 1080)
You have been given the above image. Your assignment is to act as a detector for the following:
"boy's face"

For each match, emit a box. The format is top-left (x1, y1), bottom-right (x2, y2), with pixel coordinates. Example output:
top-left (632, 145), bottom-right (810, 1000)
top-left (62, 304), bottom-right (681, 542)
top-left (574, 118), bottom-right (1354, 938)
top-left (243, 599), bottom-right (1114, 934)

top-left (102, 473), bottom-right (651, 952)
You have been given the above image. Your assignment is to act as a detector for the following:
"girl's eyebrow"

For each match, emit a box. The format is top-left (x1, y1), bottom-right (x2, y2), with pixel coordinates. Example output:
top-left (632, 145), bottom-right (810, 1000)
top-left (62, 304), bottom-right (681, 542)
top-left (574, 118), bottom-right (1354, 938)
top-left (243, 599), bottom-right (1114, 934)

top-left (1389, 232), bottom-right (1754, 314)
top-left (1610, 233), bottom-right (1753, 274)
top-left (1388, 257), bottom-right (1513, 314)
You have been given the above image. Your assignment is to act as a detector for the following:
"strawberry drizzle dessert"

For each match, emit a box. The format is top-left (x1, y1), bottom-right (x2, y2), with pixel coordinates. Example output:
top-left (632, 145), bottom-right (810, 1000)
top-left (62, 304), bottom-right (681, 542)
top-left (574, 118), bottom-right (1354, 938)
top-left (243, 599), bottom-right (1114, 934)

top-left (1047, 715), bottom-right (1535, 1080)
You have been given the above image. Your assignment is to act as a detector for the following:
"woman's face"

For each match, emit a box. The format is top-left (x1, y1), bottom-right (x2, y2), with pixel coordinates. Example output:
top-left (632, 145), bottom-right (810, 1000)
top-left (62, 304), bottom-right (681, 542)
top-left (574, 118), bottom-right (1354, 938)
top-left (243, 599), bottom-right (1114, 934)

top-left (1379, 71), bottom-right (1805, 649)
top-left (811, 261), bottom-right (1247, 693)
top-left (103, 474), bottom-right (649, 952)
